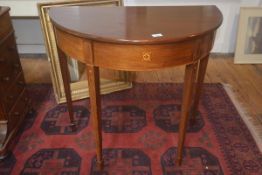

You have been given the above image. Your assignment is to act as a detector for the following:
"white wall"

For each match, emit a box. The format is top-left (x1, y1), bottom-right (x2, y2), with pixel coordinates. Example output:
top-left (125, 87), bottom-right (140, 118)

top-left (2, 0), bottom-right (262, 54)
top-left (12, 19), bottom-right (45, 54)
top-left (124, 0), bottom-right (262, 53)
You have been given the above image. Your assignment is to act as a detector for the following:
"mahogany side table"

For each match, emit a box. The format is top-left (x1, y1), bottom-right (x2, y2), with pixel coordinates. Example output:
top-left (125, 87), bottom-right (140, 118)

top-left (49, 6), bottom-right (222, 168)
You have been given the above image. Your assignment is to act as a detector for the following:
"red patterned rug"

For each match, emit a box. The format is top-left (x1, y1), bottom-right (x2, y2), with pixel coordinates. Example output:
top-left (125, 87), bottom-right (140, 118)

top-left (0, 83), bottom-right (261, 175)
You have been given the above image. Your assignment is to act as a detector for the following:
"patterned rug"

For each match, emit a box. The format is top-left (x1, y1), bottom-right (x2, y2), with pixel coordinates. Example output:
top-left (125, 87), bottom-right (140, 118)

top-left (0, 83), bottom-right (261, 175)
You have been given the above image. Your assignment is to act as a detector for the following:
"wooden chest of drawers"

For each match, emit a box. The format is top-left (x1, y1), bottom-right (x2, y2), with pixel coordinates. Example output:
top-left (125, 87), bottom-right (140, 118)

top-left (0, 6), bottom-right (30, 159)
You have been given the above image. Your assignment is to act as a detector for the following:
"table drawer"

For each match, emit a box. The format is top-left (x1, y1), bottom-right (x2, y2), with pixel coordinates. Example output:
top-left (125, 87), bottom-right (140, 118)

top-left (2, 73), bottom-right (25, 113)
top-left (0, 35), bottom-right (21, 90)
top-left (0, 12), bottom-right (12, 40)
top-left (7, 90), bottom-right (29, 134)
top-left (4, 33), bottom-right (20, 67)
top-left (0, 65), bottom-right (21, 91)
top-left (93, 40), bottom-right (197, 71)
top-left (0, 54), bottom-right (12, 76)
top-left (0, 37), bottom-right (21, 76)
top-left (0, 39), bottom-right (12, 76)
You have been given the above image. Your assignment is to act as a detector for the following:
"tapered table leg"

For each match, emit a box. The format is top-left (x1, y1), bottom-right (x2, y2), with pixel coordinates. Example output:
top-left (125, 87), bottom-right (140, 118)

top-left (57, 47), bottom-right (76, 126)
top-left (191, 55), bottom-right (209, 124)
top-left (86, 65), bottom-right (103, 170)
top-left (176, 62), bottom-right (198, 165)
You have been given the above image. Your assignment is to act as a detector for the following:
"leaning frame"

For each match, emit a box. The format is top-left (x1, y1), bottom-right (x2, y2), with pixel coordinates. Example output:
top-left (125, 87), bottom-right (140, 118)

top-left (234, 7), bottom-right (262, 64)
top-left (38, 0), bottom-right (132, 103)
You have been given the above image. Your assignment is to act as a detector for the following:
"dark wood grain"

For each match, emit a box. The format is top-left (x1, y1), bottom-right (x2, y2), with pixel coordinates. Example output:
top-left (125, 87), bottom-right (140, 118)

top-left (49, 6), bottom-right (222, 44)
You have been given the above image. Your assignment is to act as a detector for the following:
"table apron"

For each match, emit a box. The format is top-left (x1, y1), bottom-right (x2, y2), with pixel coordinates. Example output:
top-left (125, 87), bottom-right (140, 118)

top-left (55, 27), bottom-right (215, 71)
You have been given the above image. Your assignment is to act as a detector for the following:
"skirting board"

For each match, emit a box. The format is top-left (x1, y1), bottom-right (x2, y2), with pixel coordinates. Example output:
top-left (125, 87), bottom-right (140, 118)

top-left (17, 44), bottom-right (46, 54)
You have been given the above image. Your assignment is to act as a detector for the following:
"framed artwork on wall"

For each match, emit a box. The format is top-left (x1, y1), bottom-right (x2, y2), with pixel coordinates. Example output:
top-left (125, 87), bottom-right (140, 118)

top-left (234, 7), bottom-right (262, 64)
top-left (38, 0), bottom-right (132, 103)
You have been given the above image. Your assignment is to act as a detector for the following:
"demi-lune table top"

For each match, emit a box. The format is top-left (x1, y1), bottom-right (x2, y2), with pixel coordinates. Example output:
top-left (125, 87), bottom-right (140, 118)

top-left (49, 6), bottom-right (223, 44)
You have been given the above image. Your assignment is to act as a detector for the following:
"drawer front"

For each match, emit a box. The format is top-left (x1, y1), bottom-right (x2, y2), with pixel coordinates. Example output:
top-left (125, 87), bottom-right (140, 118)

top-left (7, 90), bottom-right (29, 134)
top-left (0, 40), bottom-right (13, 76)
top-left (0, 53), bottom-right (13, 76)
top-left (4, 33), bottom-right (21, 71)
top-left (3, 73), bottom-right (26, 112)
top-left (0, 35), bottom-right (22, 90)
top-left (0, 12), bottom-right (12, 39)
top-left (93, 40), bottom-right (197, 71)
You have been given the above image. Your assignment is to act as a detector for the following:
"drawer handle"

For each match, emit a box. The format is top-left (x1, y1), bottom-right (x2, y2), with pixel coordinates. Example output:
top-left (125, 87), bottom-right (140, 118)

top-left (142, 52), bottom-right (152, 61)
top-left (2, 76), bottom-right (10, 81)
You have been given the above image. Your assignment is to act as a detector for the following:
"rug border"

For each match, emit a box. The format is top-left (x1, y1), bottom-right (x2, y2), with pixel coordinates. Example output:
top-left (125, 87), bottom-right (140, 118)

top-left (223, 83), bottom-right (262, 152)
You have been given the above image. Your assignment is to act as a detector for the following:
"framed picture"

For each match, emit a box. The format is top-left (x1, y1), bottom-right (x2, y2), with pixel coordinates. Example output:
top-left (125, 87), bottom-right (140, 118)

top-left (234, 7), bottom-right (262, 64)
top-left (38, 0), bottom-right (132, 103)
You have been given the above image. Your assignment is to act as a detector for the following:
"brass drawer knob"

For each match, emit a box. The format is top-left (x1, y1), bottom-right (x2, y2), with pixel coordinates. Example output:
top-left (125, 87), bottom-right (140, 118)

top-left (142, 52), bottom-right (151, 61)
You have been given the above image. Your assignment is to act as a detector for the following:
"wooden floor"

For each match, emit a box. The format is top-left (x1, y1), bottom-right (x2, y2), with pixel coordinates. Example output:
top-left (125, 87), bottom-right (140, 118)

top-left (20, 56), bottom-right (262, 124)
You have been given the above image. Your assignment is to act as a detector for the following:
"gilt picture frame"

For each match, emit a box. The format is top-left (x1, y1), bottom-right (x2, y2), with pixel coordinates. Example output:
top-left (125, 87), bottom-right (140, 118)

top-left (234, 7), bottom-right (262, 64)
top-left (38, 0), bottom-right (132, 103)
